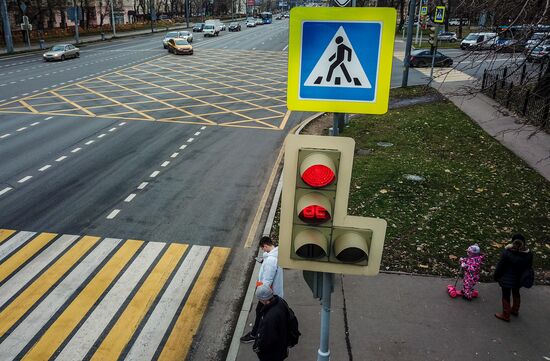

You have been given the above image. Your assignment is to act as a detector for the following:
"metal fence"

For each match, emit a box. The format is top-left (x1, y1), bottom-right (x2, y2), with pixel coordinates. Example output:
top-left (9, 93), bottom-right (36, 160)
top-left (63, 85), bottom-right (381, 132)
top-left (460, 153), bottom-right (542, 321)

top-left (481, 64), bottom-right (550, 131)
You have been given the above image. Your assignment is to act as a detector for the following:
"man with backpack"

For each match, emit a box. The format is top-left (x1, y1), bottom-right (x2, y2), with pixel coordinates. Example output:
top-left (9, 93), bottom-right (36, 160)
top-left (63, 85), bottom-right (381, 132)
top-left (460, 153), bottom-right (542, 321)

top-left (252, 285), bottom-right (289, 361)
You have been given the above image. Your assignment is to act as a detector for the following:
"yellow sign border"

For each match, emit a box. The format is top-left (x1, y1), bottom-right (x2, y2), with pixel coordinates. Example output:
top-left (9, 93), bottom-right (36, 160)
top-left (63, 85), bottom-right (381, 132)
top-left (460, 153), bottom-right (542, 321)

top-left (434, 6), bottom-right (446, 23)
top-left (287, 7), bottom-right (396, 115)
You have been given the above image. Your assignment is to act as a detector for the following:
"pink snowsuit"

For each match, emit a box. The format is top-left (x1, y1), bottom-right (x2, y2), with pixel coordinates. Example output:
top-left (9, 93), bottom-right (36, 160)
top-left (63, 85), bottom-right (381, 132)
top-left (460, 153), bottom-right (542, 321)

top-left (460, 253), bottom-right (484, 300)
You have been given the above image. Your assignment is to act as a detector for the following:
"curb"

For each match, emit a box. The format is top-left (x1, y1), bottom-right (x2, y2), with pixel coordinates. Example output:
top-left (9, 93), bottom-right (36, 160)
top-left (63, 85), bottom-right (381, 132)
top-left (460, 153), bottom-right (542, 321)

top-left (225, 111), bottom-right (326, 361)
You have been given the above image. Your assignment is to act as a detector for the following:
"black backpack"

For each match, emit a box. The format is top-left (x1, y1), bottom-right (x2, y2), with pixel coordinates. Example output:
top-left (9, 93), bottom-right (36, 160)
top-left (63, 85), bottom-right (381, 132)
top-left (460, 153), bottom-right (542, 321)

top-left (280, 298), bottom-right (301, 348)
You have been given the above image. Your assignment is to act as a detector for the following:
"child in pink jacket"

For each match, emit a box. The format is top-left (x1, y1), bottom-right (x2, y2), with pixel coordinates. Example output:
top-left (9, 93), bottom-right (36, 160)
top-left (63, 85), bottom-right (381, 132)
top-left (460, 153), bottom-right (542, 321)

top-left (460, 244), bottom-right (485, 300)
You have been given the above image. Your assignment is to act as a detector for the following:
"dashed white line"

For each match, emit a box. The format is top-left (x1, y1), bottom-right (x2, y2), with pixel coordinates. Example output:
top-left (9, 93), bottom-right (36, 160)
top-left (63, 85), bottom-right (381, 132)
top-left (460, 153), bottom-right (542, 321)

top-left (161, 161), bottom-right (170, 167)
top-left (170, 152), bottom-right (179, 158)
top-left (124, 194), bottom-right (137, 202)
top-left (56, 156), bottom-right (67, 162)
top-left (200, 126), bottom-right (206, 130)
top-left (30, 122), bottom-right (40, 126)
top-left (18, 176), bottom-right (32, 183)
top-left (106, 209), bottom-right (120, 219)
top-left (22, 93), bottom-right (28, 96)
top-left (283, 44), bottom-right (289, 51)
top-left (138, 182), bottom-right (148, 189)
top-left (45, 116), bottom-right (53, 120)
top-left (0, 187), bottom-right (13, 196)
top-left (119, 122), bottom-right (127, 126)
top-left (187, 138), bottom-right (194, 143)
top-left (39, 165), bottom-right (51, 172)
top-left (71, 147), bottom-right (81, 153)
top-left (0, 134), bottom-right (10, 139)
top-left (108, 127), bottom-right (117, 132)
top-left (98, 134), bottom-right (106, 138)
top-left (85, 140), bottom-right (95, 145)
top-left (16, 127), bottom-right (27, 132)
top-left (194, 132), bottom-right (201, 136)
top-left (179, 145), bottom-right (187, 150)
top-left (150, 171), bottom-right (160, 178)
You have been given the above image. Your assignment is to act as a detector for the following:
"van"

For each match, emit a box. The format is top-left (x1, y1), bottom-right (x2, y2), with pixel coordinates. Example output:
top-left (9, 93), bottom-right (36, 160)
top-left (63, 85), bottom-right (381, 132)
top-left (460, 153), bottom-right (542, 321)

top-left (203, 23), bottom-right (219, 37)
top-left (460, 32), bottom-right (497, 50)
top-left (205, 19), bottom-right (223, 33)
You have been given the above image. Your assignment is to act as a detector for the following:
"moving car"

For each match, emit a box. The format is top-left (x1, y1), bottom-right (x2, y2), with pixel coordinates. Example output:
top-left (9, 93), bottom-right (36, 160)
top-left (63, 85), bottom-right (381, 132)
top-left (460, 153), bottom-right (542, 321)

top-left (460, 32), bottom-right (497, 50)
top-left (408, 49), bottom-right (453, 67)
top-left (205, 19), bottom-right (224, 32)
top-left (438, 32), bottom-right (458, 42)
top-left (166, 38), bottom-right (193, 55)
top-left (203, 23), bottom-right (219, 37)
top-left (228, 22), bottom-right (241, 31)
top-left (192, 23), bottom-right (205, 32)
top-left (255, 18), bottom-right (263, 26)
top-left (43, 44), bottom-right (79, 61)
top-left (527, 45), bottom-right (550, 62)
top-left (246, 18), bottom-right (256, 27)
top-left (162, 31), bottom-right (193, 48)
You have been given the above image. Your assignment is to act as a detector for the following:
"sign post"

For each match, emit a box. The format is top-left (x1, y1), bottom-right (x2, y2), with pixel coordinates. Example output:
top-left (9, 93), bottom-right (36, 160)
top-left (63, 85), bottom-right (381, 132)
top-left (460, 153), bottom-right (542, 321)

top-left (430, 6), bottom-right (445, 82)
top-left (21, 16), bottom-right (31, 48)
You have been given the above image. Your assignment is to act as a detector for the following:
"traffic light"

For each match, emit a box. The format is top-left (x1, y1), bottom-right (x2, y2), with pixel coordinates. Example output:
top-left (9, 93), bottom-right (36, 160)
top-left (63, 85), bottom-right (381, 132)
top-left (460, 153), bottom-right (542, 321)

top-left (278, 134), bottom-right (387, 276)
top-left (428, 26), bottom-right (437, 45)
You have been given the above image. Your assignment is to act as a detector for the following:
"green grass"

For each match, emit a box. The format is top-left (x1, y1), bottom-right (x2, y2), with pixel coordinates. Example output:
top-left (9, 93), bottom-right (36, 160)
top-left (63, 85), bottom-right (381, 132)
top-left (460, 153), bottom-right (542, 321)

top-left (414, 41), bottom-right (461, 49)
top-left (340, 96), bottom-right (550, 282)
top-left (390, 85), bottom-right (437, 99)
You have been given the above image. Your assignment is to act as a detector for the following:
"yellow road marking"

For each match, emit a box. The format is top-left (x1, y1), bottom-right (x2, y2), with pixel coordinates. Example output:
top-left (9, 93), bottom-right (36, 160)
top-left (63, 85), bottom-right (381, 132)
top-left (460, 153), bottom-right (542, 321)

top-left (244, 143), bottom-right (285, 248)
top-left (279, 110), bottom-right (291, 130)
top-left (158, 247), bottom-right (230, 361)
top-left (22, 240), bottom-right (143, 361)
top-left (0, 232), bottom-right (57, 283)
top-left (51, 91), bottom-right (95, 116)
top-left (0, 229), bottom-right (16, 245)
top-left (0, 236), bottom-right (100, 337)
top-left (19, 100), bottom-right (39, 114)
top-left (91, 243), bottom-right (187, 361)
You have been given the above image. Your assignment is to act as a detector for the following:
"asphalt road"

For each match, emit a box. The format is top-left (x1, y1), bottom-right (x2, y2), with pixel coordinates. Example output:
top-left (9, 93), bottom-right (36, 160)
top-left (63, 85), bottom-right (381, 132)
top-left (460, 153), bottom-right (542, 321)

top-left (0, 19), bottom-right (302, 361)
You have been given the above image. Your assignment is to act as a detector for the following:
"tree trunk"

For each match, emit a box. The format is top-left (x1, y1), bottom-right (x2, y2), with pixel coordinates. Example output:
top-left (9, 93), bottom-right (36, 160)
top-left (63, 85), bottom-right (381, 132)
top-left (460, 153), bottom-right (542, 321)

top-left (534, 65), bottom-right (550, 98)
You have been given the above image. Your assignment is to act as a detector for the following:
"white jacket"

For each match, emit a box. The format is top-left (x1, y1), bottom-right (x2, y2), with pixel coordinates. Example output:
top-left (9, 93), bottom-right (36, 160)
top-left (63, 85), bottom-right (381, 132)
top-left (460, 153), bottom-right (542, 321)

top-left (258, 247), bottom-right (284, 298)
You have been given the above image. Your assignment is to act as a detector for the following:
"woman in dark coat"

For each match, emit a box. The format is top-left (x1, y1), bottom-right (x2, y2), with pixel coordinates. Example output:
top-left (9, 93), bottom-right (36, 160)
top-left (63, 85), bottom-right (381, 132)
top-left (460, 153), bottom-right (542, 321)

top-left (493, 233), bottom-right (534, 322)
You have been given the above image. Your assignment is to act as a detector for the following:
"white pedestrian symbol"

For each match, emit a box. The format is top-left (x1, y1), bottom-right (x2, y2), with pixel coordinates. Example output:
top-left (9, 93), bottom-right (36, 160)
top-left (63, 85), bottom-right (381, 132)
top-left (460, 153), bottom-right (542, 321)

top-left (304, 26), bottom-right (372, 88)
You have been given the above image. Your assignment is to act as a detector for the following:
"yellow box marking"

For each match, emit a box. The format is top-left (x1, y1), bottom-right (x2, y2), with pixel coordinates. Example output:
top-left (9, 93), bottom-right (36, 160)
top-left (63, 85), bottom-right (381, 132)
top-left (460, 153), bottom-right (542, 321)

top-left (0, 232), bottom-right (57, 283)
top-left (286, 7), bottom-right (396, 114)
top-left (51, 91), bottom-right (95, 116)
top-left (158, 247), bottom-right (230, 361)
top-left (0, 229), bottom-right (16, 245)
top-left (91, 243), bottom-right (187, 361)
top-left (21, 239), bottom-right (143, 361)
top-left (19, 100), bottom-right (39, 114)
top-left (0, 236), bottom-right (100, 337)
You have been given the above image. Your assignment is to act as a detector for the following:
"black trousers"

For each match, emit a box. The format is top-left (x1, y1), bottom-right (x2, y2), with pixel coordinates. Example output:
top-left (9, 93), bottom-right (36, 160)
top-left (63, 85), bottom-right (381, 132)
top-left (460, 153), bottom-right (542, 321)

top-left (501, 287), bottom-right (520, 302)
top-left (251, 301), bottom-right (264, 336)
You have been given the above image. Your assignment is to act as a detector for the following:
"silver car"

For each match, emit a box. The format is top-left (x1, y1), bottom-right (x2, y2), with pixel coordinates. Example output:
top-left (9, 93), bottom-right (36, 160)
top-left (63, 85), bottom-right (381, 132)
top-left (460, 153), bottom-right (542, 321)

top-left (162, 31), bottom-right (193, 48)
top-left (43, 44), bottom-right (79, 61)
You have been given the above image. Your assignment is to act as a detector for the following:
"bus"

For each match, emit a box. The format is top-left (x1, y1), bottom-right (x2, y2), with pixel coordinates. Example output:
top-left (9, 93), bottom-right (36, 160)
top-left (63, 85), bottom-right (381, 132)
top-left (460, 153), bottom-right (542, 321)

top-left (260, 12), bottom-right (272, 24)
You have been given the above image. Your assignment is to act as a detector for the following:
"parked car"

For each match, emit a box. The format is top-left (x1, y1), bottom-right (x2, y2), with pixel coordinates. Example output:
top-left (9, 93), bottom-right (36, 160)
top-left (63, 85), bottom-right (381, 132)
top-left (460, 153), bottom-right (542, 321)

top-left (192, 23), bottom-right (205, 32)
top-left (228, 22), bottom-right (241, 31)
top-left (162, 31), bottom-right (193, 48)
top-left (203, 23), bottom-right (219, 37)
top-left (448, 18), bottom-right (470, 26)
top-left (524, 32), bottom-right (550, 52)
top-left (408, 49), bottom-right (453, 67)
top-left (460, 32), bottom-right (497, 50)
top-left (438, 31), bottom-right (458, 42)
top-left (527, 45), bottom-right (550, 62)
top-left (43, 44), bottom-right (79, 61)
top-left (166, 38), bottom-right (193, 55)
top-left (246, 18), bottom-right (256, 27)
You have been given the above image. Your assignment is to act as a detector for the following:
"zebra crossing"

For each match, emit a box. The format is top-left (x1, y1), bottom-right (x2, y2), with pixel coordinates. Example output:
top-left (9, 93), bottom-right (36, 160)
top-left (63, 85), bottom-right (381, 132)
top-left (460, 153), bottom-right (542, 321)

top-left (0, 229), bottom-right (230, 361)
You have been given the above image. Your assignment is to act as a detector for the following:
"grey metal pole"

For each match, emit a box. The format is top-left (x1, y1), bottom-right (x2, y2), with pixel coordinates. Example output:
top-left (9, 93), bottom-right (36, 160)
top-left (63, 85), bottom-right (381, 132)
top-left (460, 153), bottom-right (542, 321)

top-left (401, 0), bottom-right (416, 87)
top-left (0, 0), bottom-right (14, 53)
top-left (185, 0), bottom-right (189, 28)
top-left (110, 0), bottom-right (117, 37)
top-left (25, 29), bottom-right (31, 48)
top-left (429, 25), bottom-right (439, 84)
top-left (415, 0), bottom-right (421, 44)
top-left (73, 1), bottom-right (80, 44)
top-left (317, 272), bottom-right (332, 361)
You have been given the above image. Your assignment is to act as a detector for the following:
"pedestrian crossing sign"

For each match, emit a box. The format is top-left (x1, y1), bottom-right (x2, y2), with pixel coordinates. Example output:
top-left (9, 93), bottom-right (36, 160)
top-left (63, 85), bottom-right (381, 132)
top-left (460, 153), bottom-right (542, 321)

top-left (287, 7), bottom-right (396, 114)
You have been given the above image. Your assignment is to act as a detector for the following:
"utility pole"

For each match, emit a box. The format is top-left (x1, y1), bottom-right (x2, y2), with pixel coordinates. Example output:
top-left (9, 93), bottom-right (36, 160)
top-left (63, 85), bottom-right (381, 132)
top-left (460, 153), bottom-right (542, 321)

top-left (150, 0), bottom-right (155, 33)
top-left (110, 0), bottom-right (117, 37)
top-left (185, 0), bottom-right (189, 28)
top-left (0, 0), bottom-right (14, 53)
top-left (415, 0), bottom-right (421, 44)
top-left (73, 0), bottom-right (80, 44)
top-left (401, 0), bottom-right (416, 87)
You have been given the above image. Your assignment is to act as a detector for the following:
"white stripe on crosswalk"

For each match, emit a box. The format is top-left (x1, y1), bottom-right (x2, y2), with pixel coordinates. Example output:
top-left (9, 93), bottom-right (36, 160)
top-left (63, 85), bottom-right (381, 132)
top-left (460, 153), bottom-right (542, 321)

top-left (125, 245), bottom-right (210, 360)
top-left (0, 231), bottom-right (36, 262)
top-left (0, 238), bottom-right (122, 360)
top-left (56, 241), bottom-right (165, 361)
top-left (0, 234), bottom-right (79, 308)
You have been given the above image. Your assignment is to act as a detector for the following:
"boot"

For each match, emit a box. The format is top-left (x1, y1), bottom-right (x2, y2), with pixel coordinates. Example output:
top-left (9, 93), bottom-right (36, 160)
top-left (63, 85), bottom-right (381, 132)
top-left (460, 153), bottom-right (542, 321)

top-left (495, 299), bottom-right (511, 322)
top-left (511, 294), bottom-right (521, 316)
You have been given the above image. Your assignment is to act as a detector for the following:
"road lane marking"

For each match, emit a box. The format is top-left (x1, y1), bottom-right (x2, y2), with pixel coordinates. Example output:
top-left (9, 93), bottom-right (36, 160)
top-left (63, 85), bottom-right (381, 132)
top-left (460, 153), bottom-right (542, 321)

top-left (179, 145), bottom-right (187, 150)
top-left (137, 182), bottom-right (148, 189)
top-left (0, 188), bottom-right (12, 197)
top-left (55, 156), bottom-right (67, 162)
top-left (71, 147), bottom-right (82, 153)
top-left (0, 134), bottom-right (10, 139)
top-left (187, 138), bottom-right (194, 142)
top-left (98, 134), bottom-right (106, 138)
top-left (150, 171), bottom-right (160, 178)
top-left (38, 165), bottom-right (51, 171)
top-left (194, 132), bottom-right (201, 136)
top-left (106, 210), bottom-right (120, 219)
top-left (161, 161), bottom-right (170, 167)
top-left (0, 231), bottom-right (36, 261)
top-left (124, 194), bottom-right (136, 202)
top-left (109, 127), bottom-right (117, 132)
top-left (30, 122), bottom-right (39, 126)
top-left (171, 152), bottom-right (179, 158)
top-left (85, 140), bottom-right (95, 145)
top-left (200, 126), bottom-right (206, 130)
top-left (18, 176), bottom-right (32, 183)
top-left (0, 229), bottom-right (16, 244)
top-left (90, 243), bottom-right (187, 361)
top-left (16, 127), bottom-right (27, 131)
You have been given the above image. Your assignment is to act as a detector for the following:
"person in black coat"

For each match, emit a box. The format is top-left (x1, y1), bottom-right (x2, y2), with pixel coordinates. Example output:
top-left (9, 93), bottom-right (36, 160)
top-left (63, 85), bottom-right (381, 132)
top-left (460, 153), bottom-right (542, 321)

top-left (252, 285), bottom-right (289, 361)
top-left (493, 233), bottom-right (534, 322)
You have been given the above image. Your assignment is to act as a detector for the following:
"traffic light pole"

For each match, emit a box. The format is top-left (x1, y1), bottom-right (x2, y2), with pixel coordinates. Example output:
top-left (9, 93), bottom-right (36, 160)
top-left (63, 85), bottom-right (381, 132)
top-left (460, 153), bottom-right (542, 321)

top-left (401, 0), bottom-right (416, 87)
top-left (317, 272), bottom-right (332, 361)
top-left (73, 1), bottom-right (80, 44)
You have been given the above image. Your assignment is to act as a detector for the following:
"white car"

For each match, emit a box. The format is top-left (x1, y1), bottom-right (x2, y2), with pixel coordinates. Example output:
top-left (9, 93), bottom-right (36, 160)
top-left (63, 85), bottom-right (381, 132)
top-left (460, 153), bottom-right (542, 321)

top-left (163, 31), bottom-right (193, 48)
top-left (460, 32), bottom-right (497, 50)
top-left (246, 18), bottom-right (256, 27)
top-left (203, 24), bottom-right (219, 37)
top-left (43, 44), bottom-right (79, 61)
top-left (438, 32), bottom-right (458, 43)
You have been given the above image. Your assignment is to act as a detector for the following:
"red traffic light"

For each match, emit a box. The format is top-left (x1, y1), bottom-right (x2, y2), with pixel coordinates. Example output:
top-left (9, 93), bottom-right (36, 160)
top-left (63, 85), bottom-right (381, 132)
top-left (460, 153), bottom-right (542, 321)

top-left (299, 205), bottom-right (331, 224)
top-left (300, 153), bottom-right (336, 188)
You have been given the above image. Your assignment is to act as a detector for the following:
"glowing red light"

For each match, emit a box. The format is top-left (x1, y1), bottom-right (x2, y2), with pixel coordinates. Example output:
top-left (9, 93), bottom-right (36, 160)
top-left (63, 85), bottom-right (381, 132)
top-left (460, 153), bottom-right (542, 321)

top-left (301, 165), bottom-right (335, 188)
top-left (299, 205), bottom-right (331, 224)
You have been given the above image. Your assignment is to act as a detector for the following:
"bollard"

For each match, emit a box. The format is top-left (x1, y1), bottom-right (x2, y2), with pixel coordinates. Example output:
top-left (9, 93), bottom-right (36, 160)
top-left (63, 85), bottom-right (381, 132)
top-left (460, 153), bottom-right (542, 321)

top-left (101, 32), bottom-right (105, 40)
top-left (39, 39), bottom-right (45, 50)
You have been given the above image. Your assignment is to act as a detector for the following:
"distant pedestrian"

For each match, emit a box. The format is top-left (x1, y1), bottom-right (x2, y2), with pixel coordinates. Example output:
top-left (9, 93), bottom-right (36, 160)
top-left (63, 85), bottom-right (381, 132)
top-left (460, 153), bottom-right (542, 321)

top-left (493, 233), bottom-right (534, 322)
top-left (460, 244), bottom-right (485, 300)
top-left (252, 285), bottom-right (289, 361)
top-left (241, 236), bottom-right (284, 344)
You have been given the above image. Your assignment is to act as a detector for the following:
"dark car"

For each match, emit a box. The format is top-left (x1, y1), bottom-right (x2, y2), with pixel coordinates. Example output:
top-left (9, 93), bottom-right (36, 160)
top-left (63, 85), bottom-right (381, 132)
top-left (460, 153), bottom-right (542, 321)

top-left (228, 22), bottom-right (241, 31)
top-left (409, 49), bottom-right (453, 67)
top-left (193, 23), bottom-right (204, 32)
